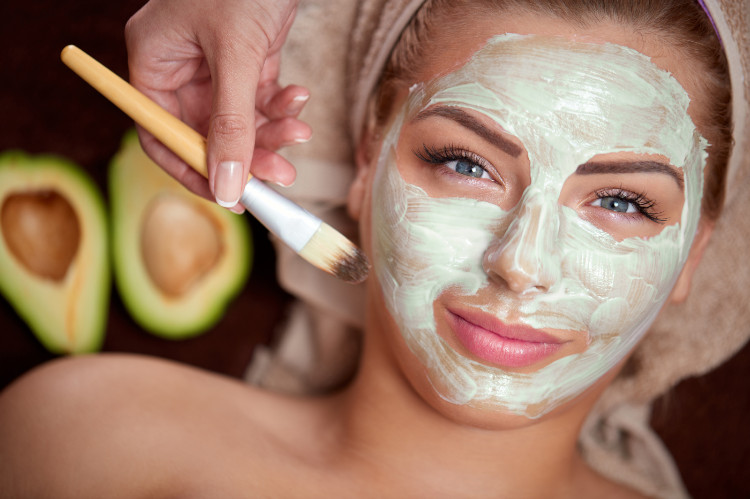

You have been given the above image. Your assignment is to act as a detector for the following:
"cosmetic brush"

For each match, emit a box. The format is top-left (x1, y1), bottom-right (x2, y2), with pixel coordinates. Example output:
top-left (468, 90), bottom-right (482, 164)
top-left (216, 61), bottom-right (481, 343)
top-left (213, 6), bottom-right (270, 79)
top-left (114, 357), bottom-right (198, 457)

top-left (61, 45), bottom-right (369, 284)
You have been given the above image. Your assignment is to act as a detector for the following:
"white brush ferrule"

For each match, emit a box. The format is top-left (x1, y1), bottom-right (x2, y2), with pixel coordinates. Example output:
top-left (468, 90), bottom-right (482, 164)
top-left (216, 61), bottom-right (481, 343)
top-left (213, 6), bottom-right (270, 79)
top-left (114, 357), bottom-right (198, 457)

top-left (240, 177), bottom-right (321, 252)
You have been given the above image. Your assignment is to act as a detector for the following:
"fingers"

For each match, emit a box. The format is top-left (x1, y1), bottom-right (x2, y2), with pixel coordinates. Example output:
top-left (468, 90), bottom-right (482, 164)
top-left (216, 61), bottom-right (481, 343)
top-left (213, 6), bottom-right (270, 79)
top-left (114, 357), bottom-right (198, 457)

top-left (126, 0), bottom-right (304, 213)
top-left (257, 84), bottom-right (310, 121)
top-left (203, 38), bottom-right (263, 208)
top-left (249, 149), bottom-right (299, 187)
top-left (255, 117), bottom-right (311, 151)
top-left (205, 51), bottom-right (311, 208)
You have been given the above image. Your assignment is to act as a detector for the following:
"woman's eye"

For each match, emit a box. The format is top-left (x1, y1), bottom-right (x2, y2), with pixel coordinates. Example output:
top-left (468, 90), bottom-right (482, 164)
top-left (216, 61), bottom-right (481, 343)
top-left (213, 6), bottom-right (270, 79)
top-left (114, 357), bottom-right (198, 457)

top-left (589, 189), bottom-right (666, 223)
top-left (446, 159), bottom-right (491, 179)
top-left (592, 196), bottom-right (637, 214)
top-left (414, 144), bottom-right (497, 183)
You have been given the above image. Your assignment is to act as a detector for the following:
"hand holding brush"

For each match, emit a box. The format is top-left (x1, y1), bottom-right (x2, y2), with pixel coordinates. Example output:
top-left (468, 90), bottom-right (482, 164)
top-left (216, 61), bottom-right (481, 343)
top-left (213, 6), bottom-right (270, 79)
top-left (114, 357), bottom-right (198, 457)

top-left (61, 45), bottom-right (369, 284)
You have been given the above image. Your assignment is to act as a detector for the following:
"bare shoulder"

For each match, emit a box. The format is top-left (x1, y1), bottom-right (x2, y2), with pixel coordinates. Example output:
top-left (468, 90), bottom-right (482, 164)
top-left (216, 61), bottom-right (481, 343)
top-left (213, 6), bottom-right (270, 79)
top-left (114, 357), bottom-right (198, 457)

top-left (0, 353), bottom-right (321, 497)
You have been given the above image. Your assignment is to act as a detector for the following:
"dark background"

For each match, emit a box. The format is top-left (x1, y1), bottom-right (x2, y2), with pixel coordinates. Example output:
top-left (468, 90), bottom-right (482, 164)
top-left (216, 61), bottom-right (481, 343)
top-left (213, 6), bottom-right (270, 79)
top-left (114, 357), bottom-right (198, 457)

top-left (1, 2), bottom-right (748, 497)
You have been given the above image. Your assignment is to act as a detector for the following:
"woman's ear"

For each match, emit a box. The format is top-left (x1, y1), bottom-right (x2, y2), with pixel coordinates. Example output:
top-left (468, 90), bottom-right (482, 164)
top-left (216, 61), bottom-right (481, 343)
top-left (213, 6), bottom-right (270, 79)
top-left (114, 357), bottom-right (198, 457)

top-left (347, 131), bottom-right (376, 221)
top-left (667, 219), bottom-right (714, 304)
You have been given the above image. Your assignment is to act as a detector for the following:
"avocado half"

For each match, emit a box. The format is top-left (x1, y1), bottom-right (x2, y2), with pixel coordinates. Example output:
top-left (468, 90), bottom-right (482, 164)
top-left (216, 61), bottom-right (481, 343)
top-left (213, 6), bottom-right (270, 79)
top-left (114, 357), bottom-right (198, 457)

top-left (109, 131), bottom-right (252, 338)
top-left (0, 151), bottom-right (109, 353)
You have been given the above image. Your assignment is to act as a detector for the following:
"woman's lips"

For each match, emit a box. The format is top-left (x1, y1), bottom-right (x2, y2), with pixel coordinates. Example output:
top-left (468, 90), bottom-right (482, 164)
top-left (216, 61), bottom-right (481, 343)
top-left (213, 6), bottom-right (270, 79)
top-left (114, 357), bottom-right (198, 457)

top-left (446, 309), bottom-right (566, 368)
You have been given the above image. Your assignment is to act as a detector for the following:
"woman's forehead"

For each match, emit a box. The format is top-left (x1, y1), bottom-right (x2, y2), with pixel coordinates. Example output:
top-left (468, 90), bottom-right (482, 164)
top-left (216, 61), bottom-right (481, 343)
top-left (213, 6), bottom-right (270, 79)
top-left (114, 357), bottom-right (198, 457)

top-left (410, 34), bottom-right (702, 175)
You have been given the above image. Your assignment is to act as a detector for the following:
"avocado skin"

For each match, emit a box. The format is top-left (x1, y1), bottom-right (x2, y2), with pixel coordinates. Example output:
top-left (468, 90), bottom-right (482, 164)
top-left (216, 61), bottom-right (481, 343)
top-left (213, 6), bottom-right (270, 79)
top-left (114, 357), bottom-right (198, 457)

top-left (109, 131), bottom-right (252, 339)
top-left (0, 150), bottom-right (110, 354)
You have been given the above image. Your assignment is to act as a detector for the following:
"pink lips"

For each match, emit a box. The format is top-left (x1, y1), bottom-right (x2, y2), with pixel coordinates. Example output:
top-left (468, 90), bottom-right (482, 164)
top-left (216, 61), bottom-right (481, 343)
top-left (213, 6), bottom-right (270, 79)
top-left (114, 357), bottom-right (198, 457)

top-left (446, 309), bottom-right (565, 368)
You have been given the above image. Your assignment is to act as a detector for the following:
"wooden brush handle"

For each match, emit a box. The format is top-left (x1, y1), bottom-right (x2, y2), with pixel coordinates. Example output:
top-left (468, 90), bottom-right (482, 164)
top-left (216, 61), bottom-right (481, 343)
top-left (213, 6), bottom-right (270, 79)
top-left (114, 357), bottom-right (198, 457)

top-left (61, 45), bottom-right (230, 180)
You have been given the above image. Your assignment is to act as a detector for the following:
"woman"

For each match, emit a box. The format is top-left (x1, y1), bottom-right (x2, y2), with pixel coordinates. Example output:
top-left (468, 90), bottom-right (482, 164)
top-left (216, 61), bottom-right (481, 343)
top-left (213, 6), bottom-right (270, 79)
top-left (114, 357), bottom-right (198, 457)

top-left (0, 0), bottom-right (747, 497)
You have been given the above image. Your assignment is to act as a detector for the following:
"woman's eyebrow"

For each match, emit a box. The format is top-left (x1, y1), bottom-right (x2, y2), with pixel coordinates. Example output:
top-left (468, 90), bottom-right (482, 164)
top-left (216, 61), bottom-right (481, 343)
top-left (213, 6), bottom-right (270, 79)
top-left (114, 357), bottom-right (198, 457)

top-left (413, 106), bottom-right (523, 158)
top-left (576, 161), bottom-right (685, 190)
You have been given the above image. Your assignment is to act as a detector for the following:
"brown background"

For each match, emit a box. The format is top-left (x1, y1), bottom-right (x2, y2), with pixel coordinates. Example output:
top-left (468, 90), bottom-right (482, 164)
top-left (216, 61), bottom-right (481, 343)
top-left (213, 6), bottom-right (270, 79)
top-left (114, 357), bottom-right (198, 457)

top-left (0, 2), bottom-right (748, 497)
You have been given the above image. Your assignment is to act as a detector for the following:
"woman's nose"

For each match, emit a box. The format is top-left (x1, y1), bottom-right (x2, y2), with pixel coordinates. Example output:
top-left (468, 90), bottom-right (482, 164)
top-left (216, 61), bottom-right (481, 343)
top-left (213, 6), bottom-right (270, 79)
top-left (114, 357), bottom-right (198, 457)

top-left (483, 197), bottom-right (562, 294)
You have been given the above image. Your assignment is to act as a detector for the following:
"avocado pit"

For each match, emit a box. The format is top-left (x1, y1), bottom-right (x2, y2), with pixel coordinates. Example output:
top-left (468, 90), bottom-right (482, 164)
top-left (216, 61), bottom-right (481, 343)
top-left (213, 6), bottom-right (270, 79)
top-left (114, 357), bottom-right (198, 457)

top-left (141, 195), bottom-right (224, 297)
top-left (1, 190), bottom-right (81, 281)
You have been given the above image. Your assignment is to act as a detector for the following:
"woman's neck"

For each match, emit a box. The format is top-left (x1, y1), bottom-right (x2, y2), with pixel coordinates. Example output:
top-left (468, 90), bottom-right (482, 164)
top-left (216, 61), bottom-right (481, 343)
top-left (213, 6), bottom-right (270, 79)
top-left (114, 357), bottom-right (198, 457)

top-left (328, 297), bottom-right (607, 498)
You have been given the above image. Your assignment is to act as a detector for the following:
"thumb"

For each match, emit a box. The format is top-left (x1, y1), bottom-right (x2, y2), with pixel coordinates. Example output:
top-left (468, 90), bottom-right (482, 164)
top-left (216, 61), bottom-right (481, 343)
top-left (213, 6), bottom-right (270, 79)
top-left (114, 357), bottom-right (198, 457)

top-left (205, 45), bottom-right (262, 208)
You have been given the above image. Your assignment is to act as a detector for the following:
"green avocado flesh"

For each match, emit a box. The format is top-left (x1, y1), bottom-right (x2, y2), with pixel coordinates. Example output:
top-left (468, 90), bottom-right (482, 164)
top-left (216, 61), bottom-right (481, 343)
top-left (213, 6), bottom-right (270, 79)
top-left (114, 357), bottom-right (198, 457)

top-left (0, 151), bottom-right (109, 354)
top-left (109, 131), bottom-right (252, 338)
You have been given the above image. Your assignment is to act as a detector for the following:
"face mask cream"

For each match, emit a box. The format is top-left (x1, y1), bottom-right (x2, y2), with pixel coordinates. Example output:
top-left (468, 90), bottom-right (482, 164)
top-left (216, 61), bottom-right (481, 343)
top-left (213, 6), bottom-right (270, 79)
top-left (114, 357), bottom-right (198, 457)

top-left (371, 34), bottom-right (706, 418)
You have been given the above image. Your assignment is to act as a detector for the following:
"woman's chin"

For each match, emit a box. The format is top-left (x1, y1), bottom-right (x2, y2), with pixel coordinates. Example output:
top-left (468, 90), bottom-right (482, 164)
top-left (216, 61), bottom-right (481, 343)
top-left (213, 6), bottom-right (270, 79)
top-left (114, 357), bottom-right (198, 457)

top-left (395, 340), bottom-right (627, 431)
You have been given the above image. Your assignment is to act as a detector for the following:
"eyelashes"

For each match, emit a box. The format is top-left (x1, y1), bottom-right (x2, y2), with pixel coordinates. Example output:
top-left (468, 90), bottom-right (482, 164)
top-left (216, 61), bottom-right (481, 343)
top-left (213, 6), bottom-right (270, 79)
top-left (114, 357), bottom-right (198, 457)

top-left (413, 144), bottom-right (495, 180)
top-left (593, 187), bottom-right (667, 223)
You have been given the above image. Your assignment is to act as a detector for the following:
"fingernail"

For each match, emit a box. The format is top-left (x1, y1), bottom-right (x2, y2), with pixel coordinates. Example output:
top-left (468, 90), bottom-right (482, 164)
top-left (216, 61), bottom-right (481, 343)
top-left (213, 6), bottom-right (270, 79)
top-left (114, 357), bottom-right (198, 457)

top-left (285, 94), bottom-right (310, 116)
top-left (274, 179), bottom-right (295, 188)
top-left (215, 161), bottom-right (243, 207)
top-left (281, 135), bottom-right (312, 148)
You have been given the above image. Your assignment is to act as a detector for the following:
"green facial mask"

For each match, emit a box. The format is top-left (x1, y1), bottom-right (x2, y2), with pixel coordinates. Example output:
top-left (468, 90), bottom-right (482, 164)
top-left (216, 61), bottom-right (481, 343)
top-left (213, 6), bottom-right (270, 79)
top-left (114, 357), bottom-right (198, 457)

top-left (371, 34), bottom-right (706, 417)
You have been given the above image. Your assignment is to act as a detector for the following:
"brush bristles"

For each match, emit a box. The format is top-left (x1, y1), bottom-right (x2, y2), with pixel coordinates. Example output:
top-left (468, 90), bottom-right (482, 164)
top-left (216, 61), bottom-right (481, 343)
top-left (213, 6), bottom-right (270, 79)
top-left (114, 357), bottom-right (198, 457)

top-left (298, 223), bottom-right (370, 283)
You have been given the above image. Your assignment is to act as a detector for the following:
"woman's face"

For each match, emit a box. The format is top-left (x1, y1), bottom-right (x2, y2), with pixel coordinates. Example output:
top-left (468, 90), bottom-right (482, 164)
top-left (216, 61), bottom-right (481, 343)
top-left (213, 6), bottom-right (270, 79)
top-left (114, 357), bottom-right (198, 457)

top-left (351, 14), bottom-right (711, 420)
